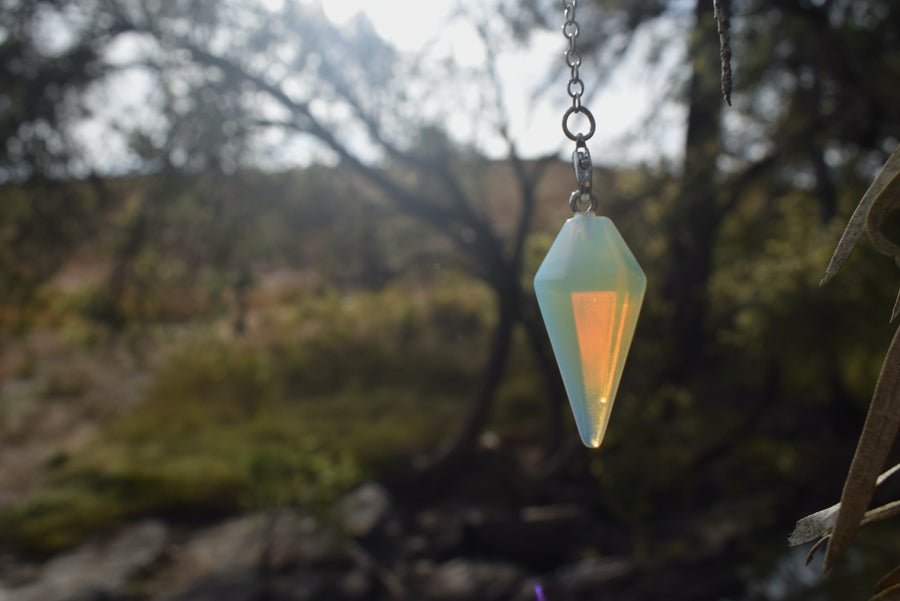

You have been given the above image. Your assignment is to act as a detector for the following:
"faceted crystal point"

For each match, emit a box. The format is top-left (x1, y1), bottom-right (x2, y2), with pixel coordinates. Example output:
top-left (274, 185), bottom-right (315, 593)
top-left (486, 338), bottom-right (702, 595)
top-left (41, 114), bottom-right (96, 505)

top-left (533, 212), bottom-right (646, 448)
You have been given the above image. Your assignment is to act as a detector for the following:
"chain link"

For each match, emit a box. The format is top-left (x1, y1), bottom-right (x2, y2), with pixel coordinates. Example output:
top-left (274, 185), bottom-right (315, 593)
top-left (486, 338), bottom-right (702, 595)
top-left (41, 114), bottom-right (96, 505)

top-left (562, 0), bottom-right (584, 109)
top-left (561, 0), bottom-right (598, 212)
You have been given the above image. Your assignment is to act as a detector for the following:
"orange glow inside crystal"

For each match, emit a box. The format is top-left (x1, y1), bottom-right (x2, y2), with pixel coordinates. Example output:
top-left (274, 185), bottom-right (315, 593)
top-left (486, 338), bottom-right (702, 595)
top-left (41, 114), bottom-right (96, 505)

top-left (571, 291), bottom-right (629, 446)
top-left (533, 213), bottom-right (646, 448)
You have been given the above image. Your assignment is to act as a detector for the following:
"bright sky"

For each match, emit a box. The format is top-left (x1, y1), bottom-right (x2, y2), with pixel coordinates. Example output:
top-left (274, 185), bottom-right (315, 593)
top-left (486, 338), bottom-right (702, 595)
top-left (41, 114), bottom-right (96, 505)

top-left (321, 0), bottom-right (458, 52)
top-left (72, 0), bottom-right (684, 173)
top-left (313, 0), bottom-right (685, 165)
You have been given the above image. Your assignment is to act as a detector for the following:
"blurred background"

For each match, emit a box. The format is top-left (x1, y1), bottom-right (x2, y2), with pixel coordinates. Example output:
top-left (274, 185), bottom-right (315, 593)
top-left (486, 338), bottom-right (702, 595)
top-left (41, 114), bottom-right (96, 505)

top-left (0, 1), bottom-right (899, 600)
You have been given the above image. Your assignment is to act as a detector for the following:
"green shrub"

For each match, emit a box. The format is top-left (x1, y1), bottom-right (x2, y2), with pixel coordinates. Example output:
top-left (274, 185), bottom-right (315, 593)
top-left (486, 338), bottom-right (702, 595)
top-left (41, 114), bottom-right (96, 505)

top-left (0, 277), bottom-right (493, 554)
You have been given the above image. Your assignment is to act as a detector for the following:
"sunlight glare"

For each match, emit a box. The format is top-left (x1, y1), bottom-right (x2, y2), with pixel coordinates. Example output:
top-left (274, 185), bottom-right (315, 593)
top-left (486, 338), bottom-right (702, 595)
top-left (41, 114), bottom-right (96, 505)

top-left (321, 0), bottom-right (366, 25)
top-left (320, 0), bottom-right (453, 51)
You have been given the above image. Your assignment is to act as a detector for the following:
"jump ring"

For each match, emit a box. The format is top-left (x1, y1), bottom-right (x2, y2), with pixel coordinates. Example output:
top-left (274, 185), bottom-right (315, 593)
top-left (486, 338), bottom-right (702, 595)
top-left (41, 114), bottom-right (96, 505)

top-left (562, 20), bottom-right (579, 39)
top-left (565, 49), bottom-right (582, 68)
top-left (567, 78), bottom-right (585, 99)
top-left (562, 105), bottom-right (596, 142)
top-left (568, 190), bottom-right (599, 213)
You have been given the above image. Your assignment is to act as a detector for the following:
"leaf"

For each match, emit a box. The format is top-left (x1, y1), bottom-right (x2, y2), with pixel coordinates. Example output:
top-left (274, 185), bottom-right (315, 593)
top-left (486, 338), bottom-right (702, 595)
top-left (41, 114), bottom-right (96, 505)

top-left (789, 464), bottom-right (900, 547)
top-left (866, 159), bottom-right (900, 321)
top-left (790, 463), bottom-right (900, 548)
top-left (792, 465), bottom-right (900, 566)
top-left (872, 582), bottom-right (900, 601)
top-left (823, 324), bottom-right (900, 572)
top-left (877, 462), bottom-right (900, 486)
top-left (876, 565), bottom-right (900, 595)
top-left (861, 500), bottom-right (900, 528)
top-left (789, 503), bottom-right (839, 547)
top-left (806, 535), bottom-right (830, 566)
top-left (893, 291), bottom-right (900, 324)
top-left (867, 160), bottom-right (900, 266)
top-left (821, 145), bottom-right (900, 287)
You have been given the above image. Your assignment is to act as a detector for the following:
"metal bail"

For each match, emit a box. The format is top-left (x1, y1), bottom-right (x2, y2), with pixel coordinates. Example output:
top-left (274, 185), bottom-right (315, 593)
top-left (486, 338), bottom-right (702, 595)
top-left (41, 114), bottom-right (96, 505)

top-left (572, 143), bottom-right (592, 193)
top-left (570, 141), bottom-right (598, 213)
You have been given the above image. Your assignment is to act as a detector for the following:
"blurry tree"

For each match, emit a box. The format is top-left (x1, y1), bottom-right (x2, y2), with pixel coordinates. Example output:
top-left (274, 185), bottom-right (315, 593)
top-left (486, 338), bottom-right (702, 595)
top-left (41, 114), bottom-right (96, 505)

top-left (0, 0), bottom-right (570, 467)
top-left (705, 0), bottom-right (900, 451)
top-left (571, 0), bottom-right (899, 402)
top-left (462, 1), bottom-right (900, 595)
top-left (0, 1), bottom-right (123, 311)
top-left (2, 0), bottom-right (899, 475)
top-left (0, 1), bottom-right (110, 179)
top-left (2, 0), bottom-right (900, 598)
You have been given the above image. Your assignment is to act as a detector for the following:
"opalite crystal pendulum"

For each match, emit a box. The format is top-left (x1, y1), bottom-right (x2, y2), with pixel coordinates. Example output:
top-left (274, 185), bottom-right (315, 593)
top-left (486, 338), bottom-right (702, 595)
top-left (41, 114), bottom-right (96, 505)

top-left (534, 206), bottom-right (646, 448)
top-left (537, 0), bottom-right (646, 448)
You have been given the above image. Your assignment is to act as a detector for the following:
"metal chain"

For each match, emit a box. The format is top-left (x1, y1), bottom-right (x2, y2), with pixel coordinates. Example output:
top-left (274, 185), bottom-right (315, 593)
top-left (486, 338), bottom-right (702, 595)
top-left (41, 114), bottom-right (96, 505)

top-left (561, 0), bottom-right (598, 213)
top-left (563, 0), bottom-right (584, 109)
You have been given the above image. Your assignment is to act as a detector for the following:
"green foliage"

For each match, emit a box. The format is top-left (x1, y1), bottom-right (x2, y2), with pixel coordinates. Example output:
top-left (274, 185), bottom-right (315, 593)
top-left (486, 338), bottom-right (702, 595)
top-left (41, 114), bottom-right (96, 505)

top-left (0, 181), bottom-right (103, 322)
top-left (711, 187), bottom-right (896, 404)
top-left (0, 0), bottom-right (898, 596)
top-left (0, 275), bottom-right (493, 555)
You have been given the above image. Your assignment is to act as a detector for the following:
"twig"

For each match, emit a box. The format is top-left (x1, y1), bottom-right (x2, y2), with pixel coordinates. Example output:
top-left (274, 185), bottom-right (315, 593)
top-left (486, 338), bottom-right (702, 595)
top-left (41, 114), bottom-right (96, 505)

top-left (713, 0), bottom-right (732, 106)
top-left (824, 323), bottom-right (900, 572)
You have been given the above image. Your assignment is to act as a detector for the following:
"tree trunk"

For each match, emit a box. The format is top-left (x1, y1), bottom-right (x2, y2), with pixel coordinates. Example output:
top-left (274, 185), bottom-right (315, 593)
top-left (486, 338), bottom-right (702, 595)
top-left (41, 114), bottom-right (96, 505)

top-left (661, 0), bottom-right (727, 383)
top-left (520, 299), bottom-right (568, 454)
top-left (424, 289), bottom-right (517, 473)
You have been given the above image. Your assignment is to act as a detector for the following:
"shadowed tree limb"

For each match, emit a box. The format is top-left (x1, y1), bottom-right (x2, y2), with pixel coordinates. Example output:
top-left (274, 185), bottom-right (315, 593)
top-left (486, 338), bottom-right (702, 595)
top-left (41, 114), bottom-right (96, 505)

top-left (713, 0), bottom-right (732, 106)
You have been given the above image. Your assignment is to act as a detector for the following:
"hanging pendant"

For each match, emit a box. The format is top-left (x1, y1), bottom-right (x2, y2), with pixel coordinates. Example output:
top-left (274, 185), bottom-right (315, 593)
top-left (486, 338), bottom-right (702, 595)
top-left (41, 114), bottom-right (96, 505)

top-left (534, 210), bottom-right (646, 448)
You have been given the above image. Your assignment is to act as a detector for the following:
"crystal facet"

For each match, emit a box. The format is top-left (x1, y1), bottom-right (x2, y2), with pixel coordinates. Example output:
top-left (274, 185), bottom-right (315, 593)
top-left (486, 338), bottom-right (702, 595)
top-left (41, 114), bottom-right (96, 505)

top-left (534, 212), bottom-right (646, 448)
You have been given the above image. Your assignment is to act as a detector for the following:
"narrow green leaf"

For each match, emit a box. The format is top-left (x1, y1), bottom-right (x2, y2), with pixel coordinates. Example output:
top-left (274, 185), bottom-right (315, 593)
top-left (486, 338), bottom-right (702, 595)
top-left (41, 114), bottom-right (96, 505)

top-left (824, 324), bottom-right (900, 572)
top-left (821, 145), bottom-right (900, 286)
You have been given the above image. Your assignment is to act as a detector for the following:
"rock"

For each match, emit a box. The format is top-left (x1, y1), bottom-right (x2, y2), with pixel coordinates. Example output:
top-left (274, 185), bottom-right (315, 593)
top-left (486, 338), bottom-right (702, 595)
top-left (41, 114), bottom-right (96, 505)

top-left (337, 569), bottom-right (371, 599)
top-left (267, 572), bottom-right (326, 601)
top-left (167, 573), bottom-right (263, 601)
top-left (402, 535), bottom-right (429, 557)
top-left (338, 483), bottom-right (392, 538)
top-left (180, 511), bottom-right (340, 572)
top-left (269, 512), bottom-right (342, 567)
top-left (415, 509), bottom-right (464, 555)
top-left (156, 511), bottom-right (341, 600)
top-left (0, 559), bottom-right (40, 588)
top-left (555, 557), bottom-right (633, 593)
top-left (464, 504), bottom-right (593, 567)
top-left (5, 520), bottom-right (167, 601)
top-left (176, 516), bottom-right (264, 575)
top-left (58, 591), bottom-right (119, 601)
top-left (167, 571), bottom-right (325, 601)
top-left (415, 558), bottom-right (523, 601)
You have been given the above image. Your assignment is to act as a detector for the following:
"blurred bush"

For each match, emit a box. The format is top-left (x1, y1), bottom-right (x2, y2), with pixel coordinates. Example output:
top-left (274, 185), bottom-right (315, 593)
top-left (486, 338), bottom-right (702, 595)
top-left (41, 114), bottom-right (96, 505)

top-left (0, 274), bottom-right (499, 555)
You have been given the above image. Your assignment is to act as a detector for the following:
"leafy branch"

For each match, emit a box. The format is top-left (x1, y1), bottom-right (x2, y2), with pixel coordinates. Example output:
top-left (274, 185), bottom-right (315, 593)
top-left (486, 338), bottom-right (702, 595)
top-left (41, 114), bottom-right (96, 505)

top-left (790, 145), bottom-right (900, 596)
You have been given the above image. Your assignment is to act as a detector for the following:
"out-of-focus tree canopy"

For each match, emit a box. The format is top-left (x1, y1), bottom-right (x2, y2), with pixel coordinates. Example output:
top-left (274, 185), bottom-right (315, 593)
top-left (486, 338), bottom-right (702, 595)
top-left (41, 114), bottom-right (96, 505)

top-left (1, 1), bottom-right (900, 597)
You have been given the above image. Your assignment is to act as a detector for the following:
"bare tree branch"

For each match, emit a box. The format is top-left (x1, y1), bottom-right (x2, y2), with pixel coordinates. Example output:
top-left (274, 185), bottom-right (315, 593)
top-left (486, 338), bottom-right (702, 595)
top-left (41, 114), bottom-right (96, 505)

top-left (713, 0), bottom-right (732, 106)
